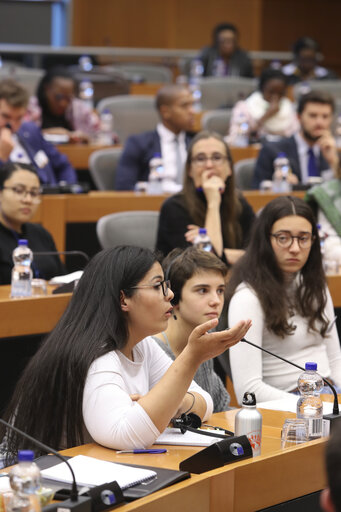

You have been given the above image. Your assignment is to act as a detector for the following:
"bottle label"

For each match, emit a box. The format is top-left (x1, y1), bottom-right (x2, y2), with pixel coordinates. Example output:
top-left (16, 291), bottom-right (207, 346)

top-left (247, 430), bottom-right (262, 455)
top-left (308, 418), bottom-right (322, 438)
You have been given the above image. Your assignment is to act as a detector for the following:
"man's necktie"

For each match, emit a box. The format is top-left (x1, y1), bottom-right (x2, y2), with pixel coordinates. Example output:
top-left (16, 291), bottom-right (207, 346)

top-left (307, 148), bottom-right (319, 177)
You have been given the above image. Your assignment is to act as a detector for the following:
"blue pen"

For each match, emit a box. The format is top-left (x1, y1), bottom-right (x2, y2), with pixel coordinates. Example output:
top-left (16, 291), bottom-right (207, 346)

top-left (116, 449), bottom-right (167, 454)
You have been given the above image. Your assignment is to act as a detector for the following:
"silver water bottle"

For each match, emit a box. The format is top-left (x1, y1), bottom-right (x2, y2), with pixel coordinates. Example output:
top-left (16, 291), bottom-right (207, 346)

top-left (234, 392), bottom-right (262, 456)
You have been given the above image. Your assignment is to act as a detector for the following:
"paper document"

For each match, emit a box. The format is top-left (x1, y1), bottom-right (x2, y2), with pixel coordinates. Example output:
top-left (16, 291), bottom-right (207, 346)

top-left (155, 428), bottom-right (219, 446)
top-left (40, 454), bottom-right (156, 489)
top-left (49, 271), bottom-right (83, 285)
top-left (258, 398), bottom-right (335, 414)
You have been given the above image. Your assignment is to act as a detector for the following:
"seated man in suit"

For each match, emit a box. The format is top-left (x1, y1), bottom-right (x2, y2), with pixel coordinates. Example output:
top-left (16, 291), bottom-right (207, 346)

top-left (320, 423), bottom-right (341, 512)
top-left (115, 84), bottom-right (195, 190)
top-left (0, 79), bottom-right (77, 185)
top-left (253, 91), bottom-right (339, 188)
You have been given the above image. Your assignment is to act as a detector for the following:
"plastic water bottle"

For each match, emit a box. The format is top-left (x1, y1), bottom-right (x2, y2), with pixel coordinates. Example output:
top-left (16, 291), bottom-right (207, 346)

top-left (147, 153), bottom-right (164, 194)
top-left (98, 109), bottom-right (113, 145)
top-left (234, 112), bottom-right (249, 147)
top-left (11, 240), bottom-right (33, 298)
top-left (78, 55), bottom-right (93, 72)
top-left (189, 58), bottom-right (203, 112)
top-left (79, 80), bottom-right (94, 110)
top-left (297, 362), bottom-right (323, 440)
top-left (272, 152), bottom-right (292, 193)
top-left (9, 450), bottom-right (41, 512)
top-left (193, 228), bottom-right (212, 252)
top-left (234, 392), bottom-right (262, 456)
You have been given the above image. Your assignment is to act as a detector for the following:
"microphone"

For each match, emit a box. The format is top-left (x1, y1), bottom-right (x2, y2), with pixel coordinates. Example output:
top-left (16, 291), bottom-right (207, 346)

top-left (241, 338), bottom-right (341, 429)
top-left (0, 418), bottom-right (124, 511)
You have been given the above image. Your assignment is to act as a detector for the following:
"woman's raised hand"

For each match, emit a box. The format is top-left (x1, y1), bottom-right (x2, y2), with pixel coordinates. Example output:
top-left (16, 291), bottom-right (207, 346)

top-left (201, 170), bottom-right (225, 204)
top-left (186, 318), bottom-right (252, 365)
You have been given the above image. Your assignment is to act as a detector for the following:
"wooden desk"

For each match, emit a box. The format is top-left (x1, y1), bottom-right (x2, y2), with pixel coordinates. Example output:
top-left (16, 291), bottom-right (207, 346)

top-left (62, 410), bottom-right (326, 512)
top-left (0, 285), bottom-right (71, 338)
top-left (56, 144), bottom-right (259, 170)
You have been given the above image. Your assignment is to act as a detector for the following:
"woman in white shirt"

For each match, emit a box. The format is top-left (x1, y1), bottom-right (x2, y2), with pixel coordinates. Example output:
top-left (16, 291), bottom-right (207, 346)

top-left (226, 196), bottom-right (341, 404)
top-left (1, 245), bottom-right (250, 461)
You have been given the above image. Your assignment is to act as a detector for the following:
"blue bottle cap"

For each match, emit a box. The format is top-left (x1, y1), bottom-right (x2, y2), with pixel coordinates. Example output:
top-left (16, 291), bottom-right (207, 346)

top-left (199, 228), bottom-right (207, 235)
top-left (305, 362), bottom-right (317, 371)
top-left (18, 450), bottom-right (34, 462)
top-left (18, 239), bottom-right (28, 246)
top-left (277, 152), bottom-right (287, 158)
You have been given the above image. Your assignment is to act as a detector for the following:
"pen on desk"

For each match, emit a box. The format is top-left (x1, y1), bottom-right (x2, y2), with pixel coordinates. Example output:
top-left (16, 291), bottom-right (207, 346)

top-left (116, 449), bottom-right (167, 454)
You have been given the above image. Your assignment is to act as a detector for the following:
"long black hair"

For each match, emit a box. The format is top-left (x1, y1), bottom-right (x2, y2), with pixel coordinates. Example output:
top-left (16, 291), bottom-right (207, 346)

top-left (0, 162), bottom-right (39, 188)
top-left (1, 246), bottom-right (158, 462)
top-left (225, 196), bottom-right (328, 337)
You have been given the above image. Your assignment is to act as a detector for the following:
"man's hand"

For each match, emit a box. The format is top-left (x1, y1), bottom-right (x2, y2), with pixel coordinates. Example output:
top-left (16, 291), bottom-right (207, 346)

top-left (0, 126), bottom-right (14, 160)
top-left (318, 131), bottom-right (339, 171)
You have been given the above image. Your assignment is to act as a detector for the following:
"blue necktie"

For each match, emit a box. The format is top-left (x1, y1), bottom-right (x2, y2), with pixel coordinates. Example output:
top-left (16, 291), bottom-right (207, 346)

top-left (307, 148), bottom-right (319, 177)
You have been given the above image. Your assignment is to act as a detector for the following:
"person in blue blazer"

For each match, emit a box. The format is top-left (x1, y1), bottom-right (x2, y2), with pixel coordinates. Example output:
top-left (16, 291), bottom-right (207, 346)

top-left (115, 85), bottom-right (195, 190)
top-left (0, 79), bottom-right (77, 185)
top-left (253, 91), bottom-right (339, 188)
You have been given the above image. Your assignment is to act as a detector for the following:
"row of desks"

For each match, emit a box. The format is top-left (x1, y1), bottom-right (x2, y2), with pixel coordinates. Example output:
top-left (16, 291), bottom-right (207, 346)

top-left (62, 409), bottom-right (327, 512)
top-left (0, 272), bottom-right (340, 339)
top-left (33, 190), bottom-right (306, 254)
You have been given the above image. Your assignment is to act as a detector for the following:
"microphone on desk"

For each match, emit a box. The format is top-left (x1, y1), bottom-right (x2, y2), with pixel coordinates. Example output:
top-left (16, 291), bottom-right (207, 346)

top-left (0, 418), bottom-right (124, 512)
top-left (240, 338), bottom-right (341, 430)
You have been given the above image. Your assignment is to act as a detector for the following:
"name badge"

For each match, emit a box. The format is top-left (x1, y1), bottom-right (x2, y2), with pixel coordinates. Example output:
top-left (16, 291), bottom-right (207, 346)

top-left (34, 150), bottom-right (49, 168)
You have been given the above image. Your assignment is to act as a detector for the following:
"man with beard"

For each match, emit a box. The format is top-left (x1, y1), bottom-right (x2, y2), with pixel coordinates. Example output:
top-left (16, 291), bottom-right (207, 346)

top-left (253, 91), bottom-right (339, 188)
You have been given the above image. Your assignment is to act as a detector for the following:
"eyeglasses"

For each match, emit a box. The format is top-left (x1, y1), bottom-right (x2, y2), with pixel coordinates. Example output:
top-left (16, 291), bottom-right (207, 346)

top-left (271, 233), bottom-right (315, 249)
top-left (2, 185), bottom-right (42, 204)
top-left (128, 279), bottom-right (171, 297)
top-left (191, 153), bottom-right (228, 167)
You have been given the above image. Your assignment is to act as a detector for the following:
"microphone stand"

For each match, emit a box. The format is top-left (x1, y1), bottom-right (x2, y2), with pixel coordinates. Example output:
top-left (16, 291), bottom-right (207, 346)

top-left (241, 338), bottom-right (341, 428)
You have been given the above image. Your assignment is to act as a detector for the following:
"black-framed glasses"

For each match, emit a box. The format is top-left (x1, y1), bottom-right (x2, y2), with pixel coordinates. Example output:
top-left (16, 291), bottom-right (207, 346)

top-left (271, 233), bottom-right (315, 249)
top-left (2, 185), bottom-right (42, 204)
top-left (128, 279), bottom-right (171, 297)
top-left (191, 153), bottom-right (228, 167)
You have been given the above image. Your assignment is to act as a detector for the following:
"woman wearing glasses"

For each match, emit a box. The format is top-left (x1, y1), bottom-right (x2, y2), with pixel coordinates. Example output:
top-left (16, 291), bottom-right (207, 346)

top-left (156, 131), bottom-right (255, 263)
top-left (226, 196), bottom-right (341, 404)
top-left (1, 246), bottom-right (251, 459)
top-left (0, 162), bottom-right (64, 284)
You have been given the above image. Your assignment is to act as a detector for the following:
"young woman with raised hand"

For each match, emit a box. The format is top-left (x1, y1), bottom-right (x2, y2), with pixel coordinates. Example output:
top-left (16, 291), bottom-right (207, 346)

top-left (154, 246), bottom-right (231, 412)
top-left (1, 246), bottom-right (251, 461)
top-left (156, 131), bottom-right (255, 264)
top-left (226, 196), bottom-right (341, 404)
top-left (0, 162), bottom-right (64, 283)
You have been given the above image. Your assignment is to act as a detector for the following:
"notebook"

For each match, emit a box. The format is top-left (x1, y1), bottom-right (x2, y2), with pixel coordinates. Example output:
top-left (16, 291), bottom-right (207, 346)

top-left (40, 455), bottom-right (156, 490)
top-left (155, 428), bottom-right (219, 446)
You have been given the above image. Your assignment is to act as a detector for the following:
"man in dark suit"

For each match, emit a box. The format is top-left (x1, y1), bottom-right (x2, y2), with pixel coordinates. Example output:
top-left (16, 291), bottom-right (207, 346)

top-left (115, 84), bottom-right (195, 190)
top-left (253, 91), bottom-right (339, 188)
top-left (0, 79), bottom-right (77, 185)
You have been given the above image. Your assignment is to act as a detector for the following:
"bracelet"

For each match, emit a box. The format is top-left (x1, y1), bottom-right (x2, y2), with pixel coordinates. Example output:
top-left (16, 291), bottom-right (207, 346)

top-left (183, 391), bottom-right (195, 415)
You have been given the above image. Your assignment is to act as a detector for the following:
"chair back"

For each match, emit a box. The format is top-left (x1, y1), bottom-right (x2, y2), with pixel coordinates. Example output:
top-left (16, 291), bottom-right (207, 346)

top-left (97, 211), bottom-right (160, 250)
top-left (97, 95), bottom-right (158, 144)
top-left (201, 109), bottom-right (232, 135)
top-left (293, 79), bottom-right (341, 102)
top-left (107, 64), bottom-right (172, 83)
top-left (234, 157), bottom-right (256, 190)
top-left (0, 67), bottom-right (44, 96)
top-left (199, 77), bottom-right (257, 109)
top-left (89, 147), bottom-right (123, 190)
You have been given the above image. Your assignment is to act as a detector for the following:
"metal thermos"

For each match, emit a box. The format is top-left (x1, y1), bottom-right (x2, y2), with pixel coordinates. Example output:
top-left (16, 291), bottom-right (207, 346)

top-left (234, 392), bottom-right (262, 456)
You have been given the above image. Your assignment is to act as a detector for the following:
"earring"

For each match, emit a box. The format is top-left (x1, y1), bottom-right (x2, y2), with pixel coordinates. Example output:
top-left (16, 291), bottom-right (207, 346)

top-left (173, 313), bottom-right (177, 320)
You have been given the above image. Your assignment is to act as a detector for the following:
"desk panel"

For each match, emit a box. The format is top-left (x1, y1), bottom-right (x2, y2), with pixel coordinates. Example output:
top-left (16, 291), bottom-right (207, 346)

top-left (61, 410), bottom-right (326, 512)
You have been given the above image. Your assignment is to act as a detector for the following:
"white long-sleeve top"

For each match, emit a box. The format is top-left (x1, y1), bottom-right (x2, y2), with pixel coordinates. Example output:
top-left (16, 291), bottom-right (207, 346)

top-left (228, 283), bottom-right (341, 404)
top-left (82, 337), bottom-right (213, 450)
top-left (318, 209), bottom-right (341, 262)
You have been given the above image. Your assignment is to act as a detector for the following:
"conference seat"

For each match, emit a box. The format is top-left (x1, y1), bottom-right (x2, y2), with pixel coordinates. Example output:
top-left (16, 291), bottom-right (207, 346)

top-left (199, 76), bottom-right (257, 109)
top-left (97, 95), bottom-right (159, 144)
top-left (293, 79), bottom-right (341, 102)
top-left (0, 67), bottom-right (44, 96)
top-left (234, 157), bottom-right (257, 190)
top-left (89, 147), bottom-right (122, 190)
top-left (96, 211), bottom-right (160, 250)
top-left (200, 109), bottom-right (232, 135)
